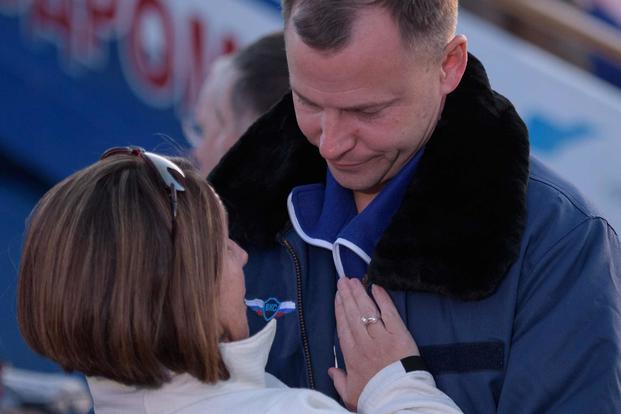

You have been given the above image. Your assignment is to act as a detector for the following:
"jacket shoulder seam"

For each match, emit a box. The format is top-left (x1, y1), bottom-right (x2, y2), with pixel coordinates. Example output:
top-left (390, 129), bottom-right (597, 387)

top-left (528, 175), bottom-right (599, 220)
top-left (525, 216), bottom-right (614, 274)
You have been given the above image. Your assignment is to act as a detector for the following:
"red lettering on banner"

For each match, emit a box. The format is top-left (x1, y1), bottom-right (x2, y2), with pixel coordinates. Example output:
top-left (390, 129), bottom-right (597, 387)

top-left (79, 0), bottom-right (117, 63)
top-left (86, 0), bottom-right (116, 35)
top-left (221, 34), bottom-right (238, 56)
top-left (29, 0), bottom-right (73, 51)
top-left (27, 0), bottom-right (113, 65)
top-left (180, 15), bottom-right (206, 109)
top-left (87, 0), bottom-right (115, 24)
top-left (16, 0), bottom-right (276, 112)
top-left (128, 0), bottom-right (173, 96)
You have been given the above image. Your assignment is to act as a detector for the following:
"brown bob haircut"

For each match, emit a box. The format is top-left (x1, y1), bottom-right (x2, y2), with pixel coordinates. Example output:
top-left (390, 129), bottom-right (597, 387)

top-left (17, 153), bottom-right (229, 387)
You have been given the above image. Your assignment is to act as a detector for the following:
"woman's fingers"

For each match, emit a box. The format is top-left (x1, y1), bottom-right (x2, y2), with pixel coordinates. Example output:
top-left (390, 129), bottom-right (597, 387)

top-left (371, 284), bottom-right (405, 333)
top-left (350, 279), bottom-right (381, 318)
top-left (349, 278), bottom-right (386, 337)
top-left (371, 284), bottom-right (420, 356)
top-left (328, 367), bottom-right (348, 405)
top-left (329, 367), bottom-right (357, 411)
top-left (338, 278), bottom-right (383, 342)
top-left (335, 288), bottom-right (355, 352)
top-left (337, 278), bottom-right (368, 343)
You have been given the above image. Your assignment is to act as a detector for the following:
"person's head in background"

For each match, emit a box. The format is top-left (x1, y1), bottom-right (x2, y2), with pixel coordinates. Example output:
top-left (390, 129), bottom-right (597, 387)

top-left (17, 148), bottom-right (248, 387)
top-left (187, 32), bottom-right (289, 174)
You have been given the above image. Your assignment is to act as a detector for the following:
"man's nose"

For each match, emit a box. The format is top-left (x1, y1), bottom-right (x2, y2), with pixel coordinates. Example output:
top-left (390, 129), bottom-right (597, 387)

top-left (318, 110), bottom-right (355, 160)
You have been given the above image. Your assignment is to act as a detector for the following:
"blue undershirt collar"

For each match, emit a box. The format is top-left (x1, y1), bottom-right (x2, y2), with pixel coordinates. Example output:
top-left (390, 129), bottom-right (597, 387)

top-left (288, 149), bottom-right (424, 279)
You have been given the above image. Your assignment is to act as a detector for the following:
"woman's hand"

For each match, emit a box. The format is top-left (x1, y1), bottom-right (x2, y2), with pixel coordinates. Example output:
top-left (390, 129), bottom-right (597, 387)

top-left (328, 277), bottom-right (420, 411)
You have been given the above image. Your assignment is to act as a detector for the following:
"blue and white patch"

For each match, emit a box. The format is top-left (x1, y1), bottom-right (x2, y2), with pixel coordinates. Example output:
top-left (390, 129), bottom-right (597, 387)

top-left (245, 297), bottom-right (296, 321)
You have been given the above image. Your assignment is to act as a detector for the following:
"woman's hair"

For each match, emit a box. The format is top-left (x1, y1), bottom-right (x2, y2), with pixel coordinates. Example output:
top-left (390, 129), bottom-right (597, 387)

top-left (17, 153), bottom-right (229, 387)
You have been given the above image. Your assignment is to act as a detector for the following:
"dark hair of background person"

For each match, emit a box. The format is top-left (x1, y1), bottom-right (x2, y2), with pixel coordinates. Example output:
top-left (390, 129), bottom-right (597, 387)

top-left (186, 31), bottom-right (290, 174)
top-left (231, 32), bottom-right (289, 118)
top-left (281, 0), bottom-right (458, 57)
top-left (17, 155), bottom-right (229, 387)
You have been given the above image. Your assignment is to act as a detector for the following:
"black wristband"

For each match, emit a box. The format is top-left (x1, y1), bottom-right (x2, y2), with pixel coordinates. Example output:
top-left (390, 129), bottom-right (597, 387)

top-left (401, 355), bottom-right (428, 373)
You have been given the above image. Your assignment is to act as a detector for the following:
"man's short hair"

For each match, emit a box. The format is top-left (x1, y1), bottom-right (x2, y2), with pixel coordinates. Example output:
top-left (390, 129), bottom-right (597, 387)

top-left (18, 155), bottom-right (228, 387)
top-left (281, 0), bottom-right (458, 56)
top-left (231, 32), bottom-right (289, 117)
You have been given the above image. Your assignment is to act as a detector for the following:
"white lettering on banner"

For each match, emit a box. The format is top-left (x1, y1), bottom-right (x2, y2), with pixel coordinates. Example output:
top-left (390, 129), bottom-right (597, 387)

top-left (1, 0), bottom-right (281, 113)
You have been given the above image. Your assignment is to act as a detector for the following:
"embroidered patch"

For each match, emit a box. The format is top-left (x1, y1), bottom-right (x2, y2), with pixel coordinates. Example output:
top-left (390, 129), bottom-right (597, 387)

top-left (245, 297), bottom-right (296, 321)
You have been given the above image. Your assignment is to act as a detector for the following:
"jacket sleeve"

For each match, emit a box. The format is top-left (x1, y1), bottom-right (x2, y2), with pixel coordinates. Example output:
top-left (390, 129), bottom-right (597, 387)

top-left (265, 362), bottom-right (462, 414)
top-left (357, 362), bottom-right (463, 414)
top-left (497, 217), bottom-right (621, 413)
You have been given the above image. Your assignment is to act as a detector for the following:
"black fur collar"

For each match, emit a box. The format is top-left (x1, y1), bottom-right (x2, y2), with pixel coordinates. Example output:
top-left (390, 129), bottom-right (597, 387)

top-left (209, 54), bottom-right (529, 301)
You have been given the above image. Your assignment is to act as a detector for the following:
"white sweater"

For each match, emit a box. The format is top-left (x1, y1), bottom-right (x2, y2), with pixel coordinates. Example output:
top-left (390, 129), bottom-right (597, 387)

top-left (87, 320), bottom-right (461, 414)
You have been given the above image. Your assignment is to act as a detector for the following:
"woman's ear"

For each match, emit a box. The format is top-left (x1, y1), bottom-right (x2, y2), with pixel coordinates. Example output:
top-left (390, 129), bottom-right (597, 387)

top-left (439, 35), bottom-right (468, 95)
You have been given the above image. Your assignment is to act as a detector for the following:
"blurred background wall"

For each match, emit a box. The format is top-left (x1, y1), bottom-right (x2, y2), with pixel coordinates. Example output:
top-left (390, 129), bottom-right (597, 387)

top-left (0, 0), bottom-right (282, 377)
top-left (1, 0), bottom-right (620, 409)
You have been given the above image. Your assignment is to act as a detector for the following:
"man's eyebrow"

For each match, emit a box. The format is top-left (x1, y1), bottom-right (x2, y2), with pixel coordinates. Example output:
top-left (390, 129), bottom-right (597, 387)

top-left (292, 88), bottom-right (320, 107)
top-left (292, 88), bottom-right (398, 111)
top-left (344, 98), bottom-right (399, 112)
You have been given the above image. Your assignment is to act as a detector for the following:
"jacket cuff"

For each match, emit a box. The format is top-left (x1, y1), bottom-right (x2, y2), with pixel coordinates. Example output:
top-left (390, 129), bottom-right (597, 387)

top-left (400, 355), bottom-right (428, 372)
top-left (357, 360), bottom-right (436, 410)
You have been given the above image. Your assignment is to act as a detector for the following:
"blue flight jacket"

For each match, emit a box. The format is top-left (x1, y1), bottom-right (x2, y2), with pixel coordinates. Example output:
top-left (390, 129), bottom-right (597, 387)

top-left (210, 55), bottom-right (621, 413)
top-left (242, 158), bottom-right (621, 413)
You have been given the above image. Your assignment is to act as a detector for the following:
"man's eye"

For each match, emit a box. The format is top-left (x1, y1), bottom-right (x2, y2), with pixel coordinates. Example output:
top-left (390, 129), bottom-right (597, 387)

top-left (361, 109), bottom-right (378, 115)
top-left (356, 108), bottom-right (382, 118)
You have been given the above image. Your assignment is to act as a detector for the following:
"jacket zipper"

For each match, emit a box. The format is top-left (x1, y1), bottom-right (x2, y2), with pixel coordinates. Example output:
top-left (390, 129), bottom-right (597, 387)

top-left (281, 238), bottom-right (316, 390)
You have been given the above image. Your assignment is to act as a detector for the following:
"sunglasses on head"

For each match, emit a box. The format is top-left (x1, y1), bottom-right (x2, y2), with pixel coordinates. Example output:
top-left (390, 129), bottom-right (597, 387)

top-left (100, 146), bottom-right (187, 232)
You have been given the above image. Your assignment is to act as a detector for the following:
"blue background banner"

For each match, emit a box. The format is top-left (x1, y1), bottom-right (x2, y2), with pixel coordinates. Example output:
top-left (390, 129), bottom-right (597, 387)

top-left (0, 0), bottom-right (282, 373)
top-left (0, 12), bottom-right (187, 373)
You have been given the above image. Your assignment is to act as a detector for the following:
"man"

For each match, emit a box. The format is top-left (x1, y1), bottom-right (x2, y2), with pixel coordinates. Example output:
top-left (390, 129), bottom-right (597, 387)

top-left (185, 32), bottom-right (289, 173)
top-left (210, 1), bottom-right (621, 412)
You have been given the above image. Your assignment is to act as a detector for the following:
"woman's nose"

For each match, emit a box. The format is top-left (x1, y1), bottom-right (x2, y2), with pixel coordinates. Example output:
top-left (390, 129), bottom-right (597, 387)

top-left (240, 246), bottom-right (248, 265)
top-left (232, 240), bottom-right (248, 265)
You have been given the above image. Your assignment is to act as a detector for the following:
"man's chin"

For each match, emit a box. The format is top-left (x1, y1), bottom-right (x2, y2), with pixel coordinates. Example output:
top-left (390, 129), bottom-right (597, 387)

top-left (330, 172), bottom-right (381, 193)
top-left (328, 159), bottom-right (391, 191)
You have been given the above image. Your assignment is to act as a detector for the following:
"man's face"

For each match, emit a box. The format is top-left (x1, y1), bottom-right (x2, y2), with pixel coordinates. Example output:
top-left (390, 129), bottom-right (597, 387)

top-left (286, 7), bottom-right (446, 206)
top-left (190, 57), bottom-right (255, 174)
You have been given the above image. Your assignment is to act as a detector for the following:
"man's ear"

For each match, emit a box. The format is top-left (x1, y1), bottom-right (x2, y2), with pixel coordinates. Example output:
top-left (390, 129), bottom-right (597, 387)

top-left (439, 35), bottom-right (468, 95)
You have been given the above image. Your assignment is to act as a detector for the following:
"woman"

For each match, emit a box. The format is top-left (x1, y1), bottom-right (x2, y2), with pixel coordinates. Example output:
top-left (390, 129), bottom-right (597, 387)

top-left (17, 147), bottom-right (461, 413)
